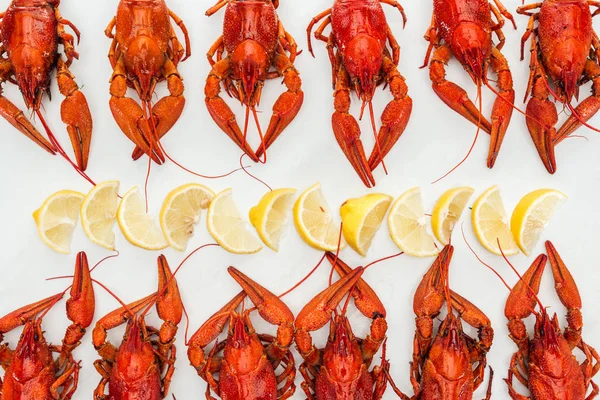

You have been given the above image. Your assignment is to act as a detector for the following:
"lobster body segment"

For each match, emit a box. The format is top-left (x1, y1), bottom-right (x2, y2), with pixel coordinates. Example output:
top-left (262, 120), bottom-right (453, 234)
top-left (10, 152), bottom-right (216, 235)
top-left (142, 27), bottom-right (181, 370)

top-left (518, 0), bottom-right (600, 173)
top-left (308, 0), bottom-right (413, 188)
top-left (0, 252), bottom-right (95, 400)
top-left (0, 0), bottom-right (93, 170)
top-left (205, 0), bottom-right (303, 163)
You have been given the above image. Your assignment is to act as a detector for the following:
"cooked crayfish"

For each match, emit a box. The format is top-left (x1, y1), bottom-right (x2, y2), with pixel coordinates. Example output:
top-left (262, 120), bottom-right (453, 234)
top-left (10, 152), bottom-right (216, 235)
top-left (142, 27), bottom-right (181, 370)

top-left (106, 0), bottom-right (190, 164)
top-left (502, 241), bottom-right (599, 399)
top-left (518, 0), bottom-right (600, 173)
top-left (0, 252), bottom-right (94, 399)
top-left (423, 0), bottom-right (516, 172)
top-left (294, 253), bottom-right (393, 399)
top-left (205, 0), bottom-right (304, 162)
top-left (92, 255), bottom-right (182, 399)
top-left (0, 0), bottom-right (93, 173)
top-left (392, 245), bottom-right (494, 399)
top-left (307, 0), bottom-right (412, 187)
top-left (187, 266), bottom-right (296, 399)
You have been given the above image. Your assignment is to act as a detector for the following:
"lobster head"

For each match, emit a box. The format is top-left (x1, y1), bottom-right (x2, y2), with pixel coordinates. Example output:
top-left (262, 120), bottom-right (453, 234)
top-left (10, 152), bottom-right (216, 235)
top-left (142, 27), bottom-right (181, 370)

top-left (427, 313), bottom-right (471, 377)
top-left (323, 315), bottom-right (364, 371)
top-left (11, 320), bottom-right (53, 373)
top-left (125, 36), bottom-right (165, 101)
top-left (222, 312), bottom-right (267, 374)
top-left (230, 41), bottom-right (269, 108)
top-left (451, 23), bottom-right (492, 85)
top-left (343, 34), bottom-right (384, 102)
top-left (117, 317), bottom-right (156, 371)
top-left (531, 310), bottom-right (562, 355)
top-left (15, 63), bottom-right (50, 111)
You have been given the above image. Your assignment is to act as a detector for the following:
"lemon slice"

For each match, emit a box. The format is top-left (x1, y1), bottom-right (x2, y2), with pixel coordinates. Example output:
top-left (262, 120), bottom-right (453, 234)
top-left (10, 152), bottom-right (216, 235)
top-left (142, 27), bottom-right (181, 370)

top-left (511, 189), bottom-right (567, 256)
top-left (80, 181), bottom-right (120, 250)
top-left (33, 190), bottom-right (84, 254)
top-left (207, 189), bottom-right (262, 254)
top-left (293, 183), bottom-right (345, 251)
top-left (340, 194), bottom-right (392, 256)
top-left (388, 187), bottom-right (438, 257)
top-left (117, 186), bottom-right (168, 250)
top-left (432, 187), bottom-right (475, 245)
top-left (249, 188), bottom-right (297, 251)
top-left (472, 186), bottom-right (519, 256)
top-left (160, 184), bottom-right (215, 251)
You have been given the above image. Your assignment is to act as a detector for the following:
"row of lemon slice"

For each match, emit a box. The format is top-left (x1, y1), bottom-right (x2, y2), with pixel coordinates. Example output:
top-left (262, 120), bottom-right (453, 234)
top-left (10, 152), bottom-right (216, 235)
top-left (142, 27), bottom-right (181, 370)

top-left (32, 182), bottom-right (566, 258)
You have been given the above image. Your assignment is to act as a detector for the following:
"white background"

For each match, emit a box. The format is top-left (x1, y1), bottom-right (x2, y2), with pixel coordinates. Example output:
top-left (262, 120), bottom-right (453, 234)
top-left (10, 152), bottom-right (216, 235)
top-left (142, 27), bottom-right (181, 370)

top-left (1, 0), bottom-right (600, 398)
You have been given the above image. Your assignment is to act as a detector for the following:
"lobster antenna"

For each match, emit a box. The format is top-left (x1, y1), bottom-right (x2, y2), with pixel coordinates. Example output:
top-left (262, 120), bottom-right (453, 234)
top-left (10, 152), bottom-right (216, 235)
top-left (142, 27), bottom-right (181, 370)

top-left (91, 278), bottom-right (137, 318)
top-left (368, 101), bottom-right (389, 175)
top-left (279, 252), bottom-right (327, 298)
top-left (252, 107), bottom-right (268, 164)
top-left (432, 82), bottom-right (483, 184)
top-left (35, 110), bottom-right (97, 186)
top-left (461, 224), bottom-right (543, 315)
top-left (328, 222), bottom-right (344, 286)
top-left (239, 153), bottom-right (273, 192)
top-left (484, 80), bottom-right (549, 130)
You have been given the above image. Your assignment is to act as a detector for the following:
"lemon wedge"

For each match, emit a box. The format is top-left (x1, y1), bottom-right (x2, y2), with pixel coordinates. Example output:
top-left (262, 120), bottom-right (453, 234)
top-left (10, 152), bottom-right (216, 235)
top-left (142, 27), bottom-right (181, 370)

top-left (160, 184), bottom-right (215, 251)
top-left (472, 186), bottom-right (519, 256)
top-left (117, 186), bottom-right (168, 250)
top-left (511, 189), bottom-right (567, 256)
top-left (293, 183), bottom-right (345, 251)
top-left (207, 189), bottom-right (262, 254)
top-left (340, 193), bottom-right (392, 256)
top-left (33, 190), bottom-right (84, 254)
top-left (388, 187), bottom-right (438, 257)
top-left (80, 181), bottom-right (120, 250)
top-left (432, 187), bottom-right (475, 245)
top-left (249, 188), bottom-right (297, 251)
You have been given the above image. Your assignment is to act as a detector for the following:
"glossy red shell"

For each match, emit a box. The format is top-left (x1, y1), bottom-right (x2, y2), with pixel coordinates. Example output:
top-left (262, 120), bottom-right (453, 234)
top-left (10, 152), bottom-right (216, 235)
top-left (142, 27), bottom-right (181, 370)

top-left (2, 322), bottom-right (56, 400)
top-left (115, 0), bottom-right (171, 53)
top-left (433, 0), bottom-right (493, 67)
top-left (537, 0), bottom-right (592, 85)
top-left (0, 1), bottom-right (58, 107)
top-left (223, 1), bottom-right (278, 55)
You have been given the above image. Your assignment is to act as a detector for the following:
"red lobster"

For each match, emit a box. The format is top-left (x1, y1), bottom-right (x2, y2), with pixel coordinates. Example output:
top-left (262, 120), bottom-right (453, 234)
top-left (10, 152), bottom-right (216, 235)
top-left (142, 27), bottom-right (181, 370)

top-left (307, 0), bottom-right (413, 188)
top-left (0, 0), bottom-right (93, 173)
top-left (294, 253), bottom-right (393, 399)
top-left (423, 0), bottom-right (516, 172)
top-left (518, 0), bottom-right (600, 174)
top-left (187, 266), bottom-right (296, 399)
top-left (392, 245), bottom-right (494, 399)
top-left (0, 252), bottom-right (95, 399)
top-left (106, 0), bottom-right (190, 164)
top-left (205, 0), bottom-right (304, 162)
top-left (92, 255), bottom-right (182, 399)
top-left (502, 241), bottom-right (599, 399)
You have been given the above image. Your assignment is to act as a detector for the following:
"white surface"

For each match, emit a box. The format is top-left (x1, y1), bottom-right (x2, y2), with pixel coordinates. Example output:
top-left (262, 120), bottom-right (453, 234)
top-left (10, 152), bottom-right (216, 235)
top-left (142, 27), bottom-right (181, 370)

top-left (1, 0), bottom-right (599, 398)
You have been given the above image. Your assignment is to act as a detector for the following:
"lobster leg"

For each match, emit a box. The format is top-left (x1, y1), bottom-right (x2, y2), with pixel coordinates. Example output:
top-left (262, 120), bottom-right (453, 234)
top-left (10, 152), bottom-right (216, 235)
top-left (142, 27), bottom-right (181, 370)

top-left (556, 59), bottom-right (600, 143)
top-left (168, 9), bottom-right (191, 64)
top-left (325, 253), bottom-right (388, 363)
top-left (294, 267), bottom-right (365, 367)
top-left (255, 52), bottom-right (304, 159)
top-left (487, 47), bottom-right (515, 168)
top-left (109, 55), bottom-right (165, 164)
top-left (368, 54), bottom-right (413, 171)
top-left (332, 64), bottom-right (376, 187)
top-left (228, 267), bottom-right (295, 366)
top-left (205, 57), bottom-right (260, 161)
top-left (429, 45), bottom-right (493, 134)
top-left (0, 60), bottom-right (56, 155)
top-left (306, 9), bottom-right (332, 57)
top-left (56, 58), bottom-right (93, 171)
top-left (132, 59), bottom-right (185, 161)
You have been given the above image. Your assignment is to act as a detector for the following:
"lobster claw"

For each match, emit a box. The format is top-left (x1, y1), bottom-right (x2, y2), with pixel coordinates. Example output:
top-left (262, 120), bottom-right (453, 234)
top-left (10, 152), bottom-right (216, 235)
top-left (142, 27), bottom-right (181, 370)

top-left (157, 255), bottom-right (183, 344)
top-left (413, 245), bottom-right (453, 318)
top-left (525, 97), bottom-right (558, 174)
top-left (64, 252), bottom-right (95, 347)
top-left (0, 293), bottom-right (63, 335)
top-left (332, 112), bottom-right (375, 188)
top-left (505, 254), bottom-right (547, 321)
top-left (295, 266), bottom-right (365, 332)
top-left (325, 253), bottom-right (386, 318)
top-left (228, 267), bottom-right (294, 327)
top-left (545, 241), bottom-right (582, 311)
